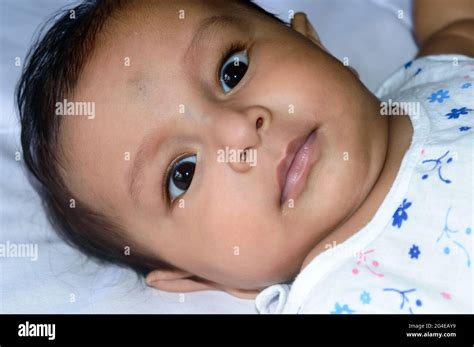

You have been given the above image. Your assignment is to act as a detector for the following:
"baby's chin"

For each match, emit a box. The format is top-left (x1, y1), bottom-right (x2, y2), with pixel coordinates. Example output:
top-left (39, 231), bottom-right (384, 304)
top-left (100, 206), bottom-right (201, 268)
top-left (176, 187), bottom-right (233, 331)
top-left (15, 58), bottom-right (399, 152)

top-left (246, 253), bottom-right (308, 288)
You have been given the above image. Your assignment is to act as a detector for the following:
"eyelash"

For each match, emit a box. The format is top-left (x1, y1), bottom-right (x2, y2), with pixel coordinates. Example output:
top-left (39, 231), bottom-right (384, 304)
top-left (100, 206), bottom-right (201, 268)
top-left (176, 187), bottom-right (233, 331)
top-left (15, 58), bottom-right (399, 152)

top-left (162, 152), bottom-right (190, 206)
top-left (216, 40), bottom-right (248, 87)
top-left (162, 41), bottom-right (249, 207)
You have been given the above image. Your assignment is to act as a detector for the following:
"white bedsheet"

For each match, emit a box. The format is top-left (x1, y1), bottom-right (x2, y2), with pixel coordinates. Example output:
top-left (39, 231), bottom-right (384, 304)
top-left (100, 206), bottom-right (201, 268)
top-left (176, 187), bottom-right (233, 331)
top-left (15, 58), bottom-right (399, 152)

top-left (0, 0), bottom-right (416, 313)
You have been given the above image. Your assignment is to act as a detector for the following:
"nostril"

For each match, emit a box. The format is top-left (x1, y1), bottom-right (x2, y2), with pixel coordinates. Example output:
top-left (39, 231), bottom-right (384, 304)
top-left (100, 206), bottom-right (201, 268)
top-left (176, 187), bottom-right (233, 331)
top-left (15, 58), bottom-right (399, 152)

top-left (256, 116), bottom-right (263, 129)
top-left (240, 148), bottom-right (249, 162)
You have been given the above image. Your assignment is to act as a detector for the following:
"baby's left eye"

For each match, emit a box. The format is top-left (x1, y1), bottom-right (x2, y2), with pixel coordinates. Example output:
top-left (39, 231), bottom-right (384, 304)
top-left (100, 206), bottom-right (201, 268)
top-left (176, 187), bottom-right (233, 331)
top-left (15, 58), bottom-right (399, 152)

top-left (166, 154), bottom-right (196, 203)
top-left (219, 51), bottom-right (248, 93)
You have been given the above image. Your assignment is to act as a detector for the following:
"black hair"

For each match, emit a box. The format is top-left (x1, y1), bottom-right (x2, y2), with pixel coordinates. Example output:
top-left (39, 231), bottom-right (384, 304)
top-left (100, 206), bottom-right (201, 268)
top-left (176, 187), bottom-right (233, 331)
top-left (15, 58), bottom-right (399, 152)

top-left (16, 0), bottom-right (286, 276)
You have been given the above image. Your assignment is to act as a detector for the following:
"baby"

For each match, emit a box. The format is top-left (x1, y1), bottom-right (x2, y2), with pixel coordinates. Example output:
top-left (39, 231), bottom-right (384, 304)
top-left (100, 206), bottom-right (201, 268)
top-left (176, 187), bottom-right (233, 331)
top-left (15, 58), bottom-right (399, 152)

top-left (17, 0), bottom-right (473, 312)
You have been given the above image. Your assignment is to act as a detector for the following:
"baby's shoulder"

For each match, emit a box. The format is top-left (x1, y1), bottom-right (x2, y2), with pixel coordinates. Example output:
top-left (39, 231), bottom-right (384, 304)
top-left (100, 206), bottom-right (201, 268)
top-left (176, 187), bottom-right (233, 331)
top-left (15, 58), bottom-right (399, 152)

top-left (376, 54), bottom-right (474, 97)
top-left (378, 54), bottom-right (474, 140)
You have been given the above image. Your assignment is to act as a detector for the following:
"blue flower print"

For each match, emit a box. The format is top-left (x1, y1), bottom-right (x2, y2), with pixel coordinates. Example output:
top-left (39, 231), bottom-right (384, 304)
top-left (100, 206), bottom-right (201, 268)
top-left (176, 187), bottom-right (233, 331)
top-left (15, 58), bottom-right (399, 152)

top-left (360, 291), bottom-right (371, 305)
top-left (331, 303), bottom-right (355, 314)
top-left (421, 150), bottom-right (453, 184)
top-left (461, 82), bottom-right (472, 89)
top-left (413, 68), bottom-right (422, 76)
top-left (445, 107), bottom-right (473, 119)
top-left (404, 61), bottom-right (413, 69)
top-left (459, 126), bottom-right (471, 132)
top-left (427, 89), bottom-right (449, 103)
top-left (437, 207), bottom-right (471, 267)
top-left (392, 199), bottom-right (412, 228)
top-left (409, 245), bottom-right (421, 259)
top-left (383, 288), bottom-right (422, 314)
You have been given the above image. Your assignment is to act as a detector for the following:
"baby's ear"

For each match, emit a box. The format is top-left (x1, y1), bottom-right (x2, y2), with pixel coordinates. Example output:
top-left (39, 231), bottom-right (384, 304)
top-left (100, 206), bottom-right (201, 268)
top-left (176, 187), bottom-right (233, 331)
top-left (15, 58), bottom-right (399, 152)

top-left (146, 269), bottom-right (217, 293)
top-left (290, 12), bottom-right (323, 47)
top-left (146, 269), bottom-right (260, 299)
top-left (290, 12), bottom-right (359, 79)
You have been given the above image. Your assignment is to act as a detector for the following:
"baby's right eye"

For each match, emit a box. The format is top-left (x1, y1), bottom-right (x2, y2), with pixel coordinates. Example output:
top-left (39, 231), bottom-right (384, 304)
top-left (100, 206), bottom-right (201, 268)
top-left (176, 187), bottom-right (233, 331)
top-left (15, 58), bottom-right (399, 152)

top-left (166, 154), bottom-right (196, 203)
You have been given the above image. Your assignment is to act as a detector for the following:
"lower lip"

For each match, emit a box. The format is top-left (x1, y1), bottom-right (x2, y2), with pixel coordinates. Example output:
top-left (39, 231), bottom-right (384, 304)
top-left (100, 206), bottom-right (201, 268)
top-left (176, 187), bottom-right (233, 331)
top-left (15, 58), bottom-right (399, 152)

top-left (281, 130), bottom-right (318, 206)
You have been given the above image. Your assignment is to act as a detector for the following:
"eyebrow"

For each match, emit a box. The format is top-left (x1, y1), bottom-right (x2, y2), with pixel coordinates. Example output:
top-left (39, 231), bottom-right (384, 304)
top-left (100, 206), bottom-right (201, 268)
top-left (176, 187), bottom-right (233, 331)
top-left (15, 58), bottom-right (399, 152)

top-left (127, 131), bottom-right (161, 205)
top-left (183, 14), bottom-right (248, 65)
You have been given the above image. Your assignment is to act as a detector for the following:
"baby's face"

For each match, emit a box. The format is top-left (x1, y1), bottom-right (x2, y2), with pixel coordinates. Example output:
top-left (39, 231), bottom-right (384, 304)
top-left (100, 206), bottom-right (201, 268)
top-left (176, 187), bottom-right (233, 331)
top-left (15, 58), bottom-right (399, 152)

top-left (60, 0), bottom-right (385, 289)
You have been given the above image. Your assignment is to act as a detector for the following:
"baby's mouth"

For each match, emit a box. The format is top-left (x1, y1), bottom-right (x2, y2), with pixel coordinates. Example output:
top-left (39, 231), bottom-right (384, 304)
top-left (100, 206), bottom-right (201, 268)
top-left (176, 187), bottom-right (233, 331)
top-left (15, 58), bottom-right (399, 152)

top-left (277, 128), bottom-right (319, 207)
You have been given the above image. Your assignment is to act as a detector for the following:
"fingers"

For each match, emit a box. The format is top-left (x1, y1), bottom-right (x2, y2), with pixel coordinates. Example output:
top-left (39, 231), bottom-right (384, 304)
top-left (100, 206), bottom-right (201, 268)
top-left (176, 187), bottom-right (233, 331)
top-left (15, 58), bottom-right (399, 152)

top-left (291, 12), bottom-right (322, 44)
top-left (291, 12), bottom-right (308, 35)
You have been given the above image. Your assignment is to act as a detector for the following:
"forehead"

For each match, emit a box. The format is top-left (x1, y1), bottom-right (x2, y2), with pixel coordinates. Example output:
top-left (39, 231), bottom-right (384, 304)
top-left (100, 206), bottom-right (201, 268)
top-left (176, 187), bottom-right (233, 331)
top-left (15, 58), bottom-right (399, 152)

top-left (106, 0), bottom-right (249, 39)
top-left (70, 0), bottom-right (265, 112)
top-left (81, 0), bottom-right (253, 86)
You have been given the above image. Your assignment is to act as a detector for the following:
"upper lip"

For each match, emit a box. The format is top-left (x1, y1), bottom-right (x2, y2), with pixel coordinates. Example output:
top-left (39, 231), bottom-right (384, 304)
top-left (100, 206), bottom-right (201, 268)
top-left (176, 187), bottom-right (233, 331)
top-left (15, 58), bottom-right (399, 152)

top-left (277, 130), bottom-right (315, 202)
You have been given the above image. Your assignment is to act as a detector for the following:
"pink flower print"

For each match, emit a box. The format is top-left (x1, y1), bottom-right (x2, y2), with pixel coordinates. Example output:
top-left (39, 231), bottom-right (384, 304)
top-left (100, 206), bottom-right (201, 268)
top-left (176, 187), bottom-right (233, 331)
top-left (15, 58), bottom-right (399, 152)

top-left (352, 249), bottom-right (384, 277)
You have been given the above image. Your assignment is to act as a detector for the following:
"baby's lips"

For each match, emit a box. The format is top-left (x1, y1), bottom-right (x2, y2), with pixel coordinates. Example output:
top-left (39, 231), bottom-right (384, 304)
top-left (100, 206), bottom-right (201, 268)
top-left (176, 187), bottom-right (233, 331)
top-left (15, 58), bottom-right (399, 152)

top-left (277, 129), bottom-right (318, 205)
top-left (277, 132), bottom-right (309, 192)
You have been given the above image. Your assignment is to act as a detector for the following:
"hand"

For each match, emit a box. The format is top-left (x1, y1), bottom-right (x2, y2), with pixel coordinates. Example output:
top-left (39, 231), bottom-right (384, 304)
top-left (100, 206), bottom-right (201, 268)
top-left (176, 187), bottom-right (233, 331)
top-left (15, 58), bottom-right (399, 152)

top-left (414, 0), bottom-right (474, 57)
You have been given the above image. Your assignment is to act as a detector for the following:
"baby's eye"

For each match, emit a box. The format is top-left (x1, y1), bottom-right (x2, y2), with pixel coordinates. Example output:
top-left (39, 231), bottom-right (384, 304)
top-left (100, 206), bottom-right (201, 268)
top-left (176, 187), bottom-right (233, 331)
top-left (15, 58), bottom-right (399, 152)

top-left (166, 154), bottom-right (196, 203)
top-left (219, 50), bottom-right (248, 93)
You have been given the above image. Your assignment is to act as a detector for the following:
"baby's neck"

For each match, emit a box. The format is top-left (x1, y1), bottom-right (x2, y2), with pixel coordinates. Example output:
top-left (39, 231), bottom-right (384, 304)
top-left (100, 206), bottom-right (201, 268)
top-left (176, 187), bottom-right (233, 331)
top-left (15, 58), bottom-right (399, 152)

top-left (301, 111), bottom-right (414, 269)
